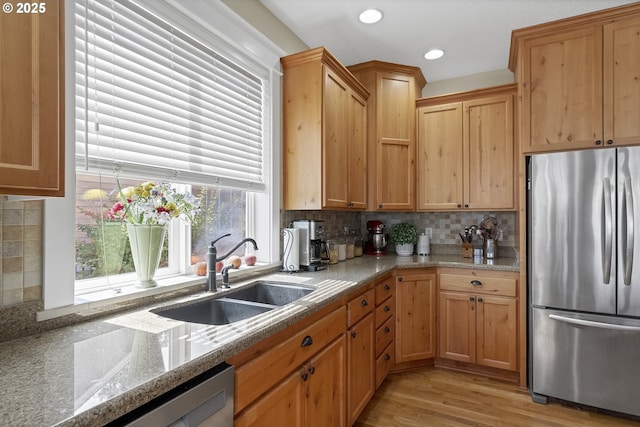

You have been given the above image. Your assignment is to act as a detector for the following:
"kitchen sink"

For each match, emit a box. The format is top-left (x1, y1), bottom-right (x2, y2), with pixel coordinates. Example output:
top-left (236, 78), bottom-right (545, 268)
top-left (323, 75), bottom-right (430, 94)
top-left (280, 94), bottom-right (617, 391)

top-left (152, 280), bottom-right (315, 325)
top-left (152, 298), bottom-right (273, 325)
top-left (224, 281), bottom-right (314, 306)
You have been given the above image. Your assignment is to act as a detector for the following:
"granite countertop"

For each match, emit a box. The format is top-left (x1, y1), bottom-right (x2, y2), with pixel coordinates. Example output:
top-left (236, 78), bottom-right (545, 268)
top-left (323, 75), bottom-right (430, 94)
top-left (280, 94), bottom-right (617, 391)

top-left (0, 254), bottom-right (518, 426)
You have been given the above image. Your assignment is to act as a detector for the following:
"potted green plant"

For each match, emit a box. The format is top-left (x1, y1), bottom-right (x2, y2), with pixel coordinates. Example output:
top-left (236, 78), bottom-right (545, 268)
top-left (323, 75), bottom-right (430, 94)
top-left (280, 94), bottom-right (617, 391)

top-left (391, 223), bottom-right (418, 256)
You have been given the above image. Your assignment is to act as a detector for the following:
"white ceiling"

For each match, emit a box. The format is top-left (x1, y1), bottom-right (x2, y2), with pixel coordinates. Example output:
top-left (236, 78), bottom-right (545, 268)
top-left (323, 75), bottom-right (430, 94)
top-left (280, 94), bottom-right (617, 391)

top-left (260, 0), bottom-right (637, 83)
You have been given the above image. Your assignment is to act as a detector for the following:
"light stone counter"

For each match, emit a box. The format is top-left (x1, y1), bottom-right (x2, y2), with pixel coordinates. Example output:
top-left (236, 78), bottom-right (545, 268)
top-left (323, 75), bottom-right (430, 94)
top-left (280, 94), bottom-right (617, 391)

top-left (0, 255), bottom-right (518, 426)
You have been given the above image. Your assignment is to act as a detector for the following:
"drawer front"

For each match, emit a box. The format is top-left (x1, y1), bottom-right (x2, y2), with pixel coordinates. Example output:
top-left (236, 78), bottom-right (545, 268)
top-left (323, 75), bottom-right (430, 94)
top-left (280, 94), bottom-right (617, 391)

top-left (375, 341), bottom-right (395, 389)
top-left (375, 278), bottom-right (395, 305)
top-left (376, 315), bottom-right (395, 356)
top-left (375, 295), bottom-right (395, 329)
top-left (348, 288), bottom-right (375, 326)
top-left (235, 306), bottom-right (346, 412)
top-left (439, 273), bottom-right (516, 297)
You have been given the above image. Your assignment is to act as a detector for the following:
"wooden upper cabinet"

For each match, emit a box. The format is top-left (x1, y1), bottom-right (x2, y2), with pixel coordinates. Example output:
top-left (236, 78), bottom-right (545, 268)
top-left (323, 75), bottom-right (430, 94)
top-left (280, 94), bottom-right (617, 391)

top-left (416, 85), bottom-right (516, 211)
top-left (347, 61), bottom-right (426, 211)
top-left (282, 47), bottom-right (369, 210)
top-left (510, 4), bottom-right (640, 153)
top-left (0, 2), bottom-right (65, 196)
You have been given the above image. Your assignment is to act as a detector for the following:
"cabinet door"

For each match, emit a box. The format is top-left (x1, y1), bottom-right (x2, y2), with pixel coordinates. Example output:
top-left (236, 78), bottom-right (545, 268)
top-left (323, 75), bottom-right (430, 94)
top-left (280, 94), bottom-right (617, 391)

top-left (307, 336), bottom-right (347, 427)
top-left (0, 2), bottom-right (64, 196)
top-left (374, 72), bottom-right (416, 210)
top-left (476, 295), bottom-right (517, 371)
top-left (323, 69), bottom-right (350, 208)
top-left (604, 15), bottom-right (640, 147)
top-left (395, 273), bottom-right (436, 363)
top-left (416, 103), bottom-right (463, 210)
top-left (521, 27), bottom-right (603, 152)
top-left (348, 91), bottom-right (368, 209)
top-left (235, 368), bottom-right (305, 427)
top-left (464, 94), bottom-right (514, 210)
top-left (347, 312), bottom-right (375, 425)
top-left (438, 291), bottom-right (475, 364)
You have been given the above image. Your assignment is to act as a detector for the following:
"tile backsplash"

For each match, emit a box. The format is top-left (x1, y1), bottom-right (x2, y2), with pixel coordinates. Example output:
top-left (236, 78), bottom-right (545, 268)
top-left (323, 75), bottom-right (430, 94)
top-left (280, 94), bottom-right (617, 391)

top-left (0, 197), bottom-right (43, 308)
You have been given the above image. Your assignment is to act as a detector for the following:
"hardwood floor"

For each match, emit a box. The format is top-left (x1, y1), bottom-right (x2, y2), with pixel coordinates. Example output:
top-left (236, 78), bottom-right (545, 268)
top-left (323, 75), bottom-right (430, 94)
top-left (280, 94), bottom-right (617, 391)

top-left (354, 367), bottom-right (640, 427)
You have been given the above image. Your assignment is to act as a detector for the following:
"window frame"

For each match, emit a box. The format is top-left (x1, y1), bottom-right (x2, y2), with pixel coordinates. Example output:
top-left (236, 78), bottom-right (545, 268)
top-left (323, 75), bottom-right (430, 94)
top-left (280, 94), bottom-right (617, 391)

top-left (42, 0), bottom-right (283, 313)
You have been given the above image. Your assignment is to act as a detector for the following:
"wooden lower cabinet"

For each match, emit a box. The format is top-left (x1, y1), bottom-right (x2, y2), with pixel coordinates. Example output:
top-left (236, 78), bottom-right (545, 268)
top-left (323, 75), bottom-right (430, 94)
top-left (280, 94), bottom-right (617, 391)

top-left (395, 270), bottom-right (437, 364)
top-left (236, 336), bottom-right (346, 427)
top-left (347, 312), bottom-right (375, 425)
top-left (438, 270), bottom-right (518, 372)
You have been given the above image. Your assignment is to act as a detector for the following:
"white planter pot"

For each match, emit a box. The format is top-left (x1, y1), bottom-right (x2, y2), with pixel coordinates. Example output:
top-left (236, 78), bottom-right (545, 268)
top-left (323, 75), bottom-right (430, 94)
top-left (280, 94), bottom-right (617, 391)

top-left (395, 243), bottom-right (414, 256)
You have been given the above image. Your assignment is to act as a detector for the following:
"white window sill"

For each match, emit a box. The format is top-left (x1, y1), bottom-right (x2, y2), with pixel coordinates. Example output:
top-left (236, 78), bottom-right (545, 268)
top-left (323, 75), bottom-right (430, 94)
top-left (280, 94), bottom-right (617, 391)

top-left (36, 262), bottom-right (282, 321)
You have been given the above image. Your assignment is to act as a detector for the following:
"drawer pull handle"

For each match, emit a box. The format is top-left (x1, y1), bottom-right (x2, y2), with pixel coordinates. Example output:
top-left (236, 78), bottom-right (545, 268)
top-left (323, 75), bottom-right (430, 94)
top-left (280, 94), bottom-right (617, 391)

top-left (384, 326), bottom-right (390, 333)
top-left (384, 305), bottom-right (390, 312)
top-left (384, 284), bottom-right (390, 291)
top-left (478, 297), bottom-right (483, 303)
top-left (351, 331), bottom-right (357, 338)
top-left (361, 299), bottom-right (368, 307)
top-left (384, 353), bottom-right (391, 361)
top-left (301, 372), bottom-right (308, 381)
top-left (470, 280), bottom-right (482, 286)
top-left (469, 296), bottom-right (475, 302)
top-left (309, 366), bottom-right (315, 375)
top-left (301, 335), bottom-right (313, 347)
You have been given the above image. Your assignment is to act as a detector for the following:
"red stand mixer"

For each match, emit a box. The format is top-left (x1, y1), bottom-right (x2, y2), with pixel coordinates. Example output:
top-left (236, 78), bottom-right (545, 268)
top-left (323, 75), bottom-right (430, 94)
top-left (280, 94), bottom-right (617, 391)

top-left (366, 220), bottom-right (388, 255)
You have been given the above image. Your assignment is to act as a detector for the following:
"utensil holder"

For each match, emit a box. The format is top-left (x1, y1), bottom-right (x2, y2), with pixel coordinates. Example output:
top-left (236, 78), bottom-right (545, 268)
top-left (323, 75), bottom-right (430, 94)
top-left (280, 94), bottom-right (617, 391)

top-left (461, 243), bottom-right (473, 258)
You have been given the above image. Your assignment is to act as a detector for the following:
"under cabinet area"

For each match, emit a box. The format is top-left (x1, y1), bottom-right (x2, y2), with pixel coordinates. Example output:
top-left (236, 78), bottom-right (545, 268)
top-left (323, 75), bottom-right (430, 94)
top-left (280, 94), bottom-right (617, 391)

top-left (0, 1), bottom-right (64, 196)
top-left (416, 84), bottom-right (516, 211)
top-left (281, 47), bottom-right (369, 210)
top-left (437, 270), bottom-right (518, 374)
top-left (394, 270), bottom-right (437, 367)
top-left (511, 9), bottom-right (640, 153)
top-left (347, 61), bottom-right (426, 211)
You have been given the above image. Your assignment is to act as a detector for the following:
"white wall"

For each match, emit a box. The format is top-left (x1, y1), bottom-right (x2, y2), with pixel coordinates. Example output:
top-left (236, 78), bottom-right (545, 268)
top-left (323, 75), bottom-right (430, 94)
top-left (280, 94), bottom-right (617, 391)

top-left (421, 69), bottom-right (515, 97)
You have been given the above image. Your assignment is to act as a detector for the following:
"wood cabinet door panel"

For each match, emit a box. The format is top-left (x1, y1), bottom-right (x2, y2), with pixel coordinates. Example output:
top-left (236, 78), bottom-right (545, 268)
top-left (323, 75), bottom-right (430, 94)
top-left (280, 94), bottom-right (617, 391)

top-left (416, 103), bottom-right (463, 210)
top-left (438, 291), bottom-right (475, 364)
top-left (395, 273), bottom-right (436, 363)
top-left (377, 72), bottom-right (414, 141)
top-left (376, 139), bottom-right (415, 210)
top-left (375, 342), bottom-right (395, 389)
top-left (374, 295), bottom-right (395, 329)
top-left (347, 313), bottom-right (375, 425)
top-left (348, 92), bottom-right (368, 208)
top-left (604, 15), bottom-right (640, 147)
top-left (235, 368), bottom-right (304, 427)
top-left (307, 336), bottom-right (347, 427)
top-left (464, 95), bottom-right (514, 210)
top-left (323, 69), bottom-right (350, 208)
top-left (375, 314), bottom-right (395, 356)
top-left (522, 27), bottom-right (603, 152)
top-left (476, 295), bottom-right (518, 371)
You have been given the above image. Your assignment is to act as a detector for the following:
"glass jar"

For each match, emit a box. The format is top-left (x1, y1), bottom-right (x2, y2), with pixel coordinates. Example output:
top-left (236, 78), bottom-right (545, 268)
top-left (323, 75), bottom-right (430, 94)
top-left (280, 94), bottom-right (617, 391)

top-left (326, 239), bottom-right (339, 264)
top-left (346, 233), bottom-right (355, 259)
top-left (337, 235), bottom-right (347, 261)
top-left (353, 232), bottom-right (363, 257)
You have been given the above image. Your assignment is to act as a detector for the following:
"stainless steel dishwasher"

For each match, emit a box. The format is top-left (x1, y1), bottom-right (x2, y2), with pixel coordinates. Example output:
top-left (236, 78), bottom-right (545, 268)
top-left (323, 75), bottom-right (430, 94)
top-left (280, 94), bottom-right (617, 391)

top-left (113, 362), bottom-right (234, 427)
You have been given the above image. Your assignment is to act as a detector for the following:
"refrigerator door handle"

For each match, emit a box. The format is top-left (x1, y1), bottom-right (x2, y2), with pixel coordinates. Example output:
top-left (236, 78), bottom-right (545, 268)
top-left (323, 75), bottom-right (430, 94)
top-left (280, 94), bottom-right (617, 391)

top-left (623, 177), bottom-right (634, 286)
top-left (549, 314), bottom-right (640, 331)
top-left (602, 177), bottom-right (613, 284)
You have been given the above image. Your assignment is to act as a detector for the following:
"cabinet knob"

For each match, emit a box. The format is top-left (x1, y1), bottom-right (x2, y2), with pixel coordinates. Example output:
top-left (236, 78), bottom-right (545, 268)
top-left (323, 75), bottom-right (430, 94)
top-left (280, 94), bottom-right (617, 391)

top-left (607, 140), bottom-right (614, 145)
top-left (384, 353), bottom-right (391, 361)
top-left (379, 204), bottom-right (383, 209)
top-left (301, 372), bottom-right (308, 381)
top-left (398, 277), bottom-right (403, 282)
top-left (351, 331), bottom-right (357, 338)
top-left (464, 204), bottom-right (469, 208)
top-left (469, 296), bottom-right (475, 302)
top-left (384, 326), bottom-right (390, 333)
top-left (457, 204), bottom-right (462, 208)
top-left (478, 297), bottom-right (483, 303)
top-left (595, 140), bottom-right (602, 145)
top-left (384, 305), bottom-right (390, 312)
top-left (309, 366), bottom-right (315, 375)
top-left (301, 335), bottom-right (313, 347)
top-left (470, 280), bottom-right (482, 286)
top-left (384, 284), bottom-right (390, 291)
top-left (361, 299), bottom-right (368, 307)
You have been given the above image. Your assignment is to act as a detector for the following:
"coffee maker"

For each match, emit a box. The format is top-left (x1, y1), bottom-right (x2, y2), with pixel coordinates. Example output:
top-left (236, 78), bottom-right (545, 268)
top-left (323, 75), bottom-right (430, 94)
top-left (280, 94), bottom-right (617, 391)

top-left (292, 220), bottom-right (327, 271)
top-left (366, 220), bottom-right (388, 256)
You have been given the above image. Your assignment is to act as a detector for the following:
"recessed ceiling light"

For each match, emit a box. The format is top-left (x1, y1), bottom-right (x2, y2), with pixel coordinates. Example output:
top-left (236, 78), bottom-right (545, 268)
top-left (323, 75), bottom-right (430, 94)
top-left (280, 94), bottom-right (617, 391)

top-left (424, 49), bottom-right (445, 60)
top-left (359, 9), bottom-right (383, 24)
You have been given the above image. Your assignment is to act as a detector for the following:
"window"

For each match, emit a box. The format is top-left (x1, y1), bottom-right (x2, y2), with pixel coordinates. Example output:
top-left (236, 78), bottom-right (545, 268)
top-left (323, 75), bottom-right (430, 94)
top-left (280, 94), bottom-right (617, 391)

top-left (42, 0), bottom-right (281, 311)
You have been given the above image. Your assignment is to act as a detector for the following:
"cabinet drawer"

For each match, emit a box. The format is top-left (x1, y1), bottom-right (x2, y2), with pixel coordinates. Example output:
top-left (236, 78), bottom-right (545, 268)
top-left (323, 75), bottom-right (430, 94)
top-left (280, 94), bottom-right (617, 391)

top-left (375, 342), bottom-right (395, 389)
top-left (375, 278), bottom-right (395, 305)
top-left (375, 295), bottom-right (395, 329)
top-left (348, 288), bottom-right (375, 326)
top-left (235, 306), bottom-right (346, 412)
top-left (376, 315), bottom-right (394, 357)
top-left (439, 273), bottom-right (516, 297)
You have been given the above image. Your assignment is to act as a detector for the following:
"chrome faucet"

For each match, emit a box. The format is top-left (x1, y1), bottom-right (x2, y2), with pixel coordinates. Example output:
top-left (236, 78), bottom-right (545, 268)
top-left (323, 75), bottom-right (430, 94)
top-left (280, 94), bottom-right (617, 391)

top-left (206, 234), bottom-right (259, 292)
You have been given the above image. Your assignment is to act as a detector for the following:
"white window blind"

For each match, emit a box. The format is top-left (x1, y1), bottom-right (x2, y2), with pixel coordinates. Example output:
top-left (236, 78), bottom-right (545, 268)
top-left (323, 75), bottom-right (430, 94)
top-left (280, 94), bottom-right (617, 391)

top-left (75, 0), bottom-right (265, 190)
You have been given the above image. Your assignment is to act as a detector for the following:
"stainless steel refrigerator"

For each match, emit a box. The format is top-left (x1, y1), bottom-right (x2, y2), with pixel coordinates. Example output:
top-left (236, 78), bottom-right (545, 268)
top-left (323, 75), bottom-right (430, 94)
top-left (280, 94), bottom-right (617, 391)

top-left (529, 147), bottom-right (640, 417)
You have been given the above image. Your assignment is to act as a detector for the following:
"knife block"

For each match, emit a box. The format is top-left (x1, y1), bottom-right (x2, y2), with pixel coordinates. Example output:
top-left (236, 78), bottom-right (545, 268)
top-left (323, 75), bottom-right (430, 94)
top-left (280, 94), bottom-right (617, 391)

top-left (461, 243), bottom-right (473, 258)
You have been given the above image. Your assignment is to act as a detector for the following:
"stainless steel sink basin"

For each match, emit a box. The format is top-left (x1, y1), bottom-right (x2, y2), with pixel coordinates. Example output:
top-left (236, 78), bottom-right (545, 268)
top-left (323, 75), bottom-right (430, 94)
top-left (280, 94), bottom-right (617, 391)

top-left (152, 280), bottom-right (315, 325)
top-left (225, 281), bottom-right (314, 306)
top-left (152, 298), bottom-right (273, 325)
